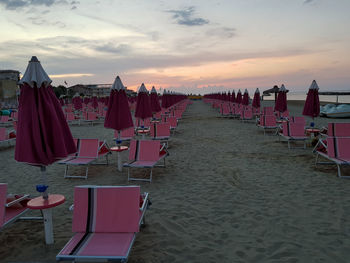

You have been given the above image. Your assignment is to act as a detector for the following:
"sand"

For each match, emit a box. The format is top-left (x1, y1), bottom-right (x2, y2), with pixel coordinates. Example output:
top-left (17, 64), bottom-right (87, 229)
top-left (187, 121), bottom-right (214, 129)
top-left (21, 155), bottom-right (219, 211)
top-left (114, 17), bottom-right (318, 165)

top-left (1, 100), bottom-right (350, 263)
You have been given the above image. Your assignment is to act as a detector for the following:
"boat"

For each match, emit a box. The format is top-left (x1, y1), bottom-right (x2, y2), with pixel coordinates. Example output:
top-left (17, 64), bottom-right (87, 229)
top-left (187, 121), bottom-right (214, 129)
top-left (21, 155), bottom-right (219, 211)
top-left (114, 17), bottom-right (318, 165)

top-left (320, 104), bottom-right (350, 118)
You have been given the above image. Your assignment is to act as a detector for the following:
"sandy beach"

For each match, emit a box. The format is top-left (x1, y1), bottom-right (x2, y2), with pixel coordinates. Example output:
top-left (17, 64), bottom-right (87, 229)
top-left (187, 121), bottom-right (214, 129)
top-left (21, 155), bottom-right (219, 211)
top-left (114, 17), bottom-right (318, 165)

top-left (1, 100), bottom-right (350, 263)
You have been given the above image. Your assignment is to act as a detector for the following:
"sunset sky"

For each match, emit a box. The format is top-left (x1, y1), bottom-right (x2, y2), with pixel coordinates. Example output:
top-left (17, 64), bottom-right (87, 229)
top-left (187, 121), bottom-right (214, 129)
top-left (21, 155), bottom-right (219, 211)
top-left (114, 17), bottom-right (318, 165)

top-left (0, 0), bottom-right (349, 94)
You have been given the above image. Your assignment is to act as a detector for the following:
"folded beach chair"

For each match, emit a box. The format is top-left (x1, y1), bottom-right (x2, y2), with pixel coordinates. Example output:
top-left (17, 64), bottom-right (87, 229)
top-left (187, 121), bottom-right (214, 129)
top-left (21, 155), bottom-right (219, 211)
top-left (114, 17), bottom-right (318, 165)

top-left (258, 115), bottom-right (278, 135)
top-left (56, 185), bottom-right (149, 262)
top-left (114, 127), bottom-right (135, 142)
top-left (279, 122), bottom-right (308, 149)
top-left (314, 137), bottom-right (350, 178)
top-left (124, 140), bottom-right (169, 182)
top-left (0, 183), bottom-right (32, 230)
top-left (60, 139), bottom-right (110, 179)
top-left (0, 127), bottom-right (16, 147)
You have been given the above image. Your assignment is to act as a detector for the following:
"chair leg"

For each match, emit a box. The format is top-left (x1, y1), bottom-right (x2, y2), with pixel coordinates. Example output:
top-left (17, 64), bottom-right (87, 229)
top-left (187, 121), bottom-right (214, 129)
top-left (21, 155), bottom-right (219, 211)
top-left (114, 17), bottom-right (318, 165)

top-left (150, 168), bottom-right (153, 183)
top-left (85, 166), bottom-right (89, 179)
top-left (337, 164), bottom-right (341, 178)
top-left (64, 165), bottom-right (68, 178)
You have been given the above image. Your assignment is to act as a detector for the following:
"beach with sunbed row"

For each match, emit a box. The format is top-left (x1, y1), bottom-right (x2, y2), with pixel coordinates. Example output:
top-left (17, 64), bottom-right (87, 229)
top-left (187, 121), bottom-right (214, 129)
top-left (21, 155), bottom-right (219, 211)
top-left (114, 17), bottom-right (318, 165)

top-left (1, 98), bottom-right (350, 262)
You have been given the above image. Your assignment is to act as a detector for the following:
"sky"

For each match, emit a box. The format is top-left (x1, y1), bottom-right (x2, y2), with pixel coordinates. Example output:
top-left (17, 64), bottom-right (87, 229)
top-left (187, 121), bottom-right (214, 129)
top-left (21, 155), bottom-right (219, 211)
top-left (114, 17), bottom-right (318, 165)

top-left (0, 0), bottom-right (350, 94)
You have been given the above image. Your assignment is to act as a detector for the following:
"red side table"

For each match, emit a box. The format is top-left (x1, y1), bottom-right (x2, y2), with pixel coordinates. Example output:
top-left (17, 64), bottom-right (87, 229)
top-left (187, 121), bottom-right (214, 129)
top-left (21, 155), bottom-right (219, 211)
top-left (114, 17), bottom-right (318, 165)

top-left (305, 128), bottom-right (320, 137)
top-left (27, 194), bottom-right (65, 244)
top-left (137, 129), bottom-right (150, 139)
top-left (111, 146), bottom-right (129, 171)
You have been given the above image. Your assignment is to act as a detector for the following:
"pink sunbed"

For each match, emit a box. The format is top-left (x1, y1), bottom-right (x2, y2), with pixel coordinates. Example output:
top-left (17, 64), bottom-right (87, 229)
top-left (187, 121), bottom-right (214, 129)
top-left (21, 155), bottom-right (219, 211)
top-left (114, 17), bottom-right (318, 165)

top-left (60, 139), bottom-right (100, 179)
top-left (0, 183), bottom-right (32, 230)
top-left (315, 137), bottom-right (350, 178)
top-left (279, 122), bottom-right (308, 149)
top-left (56, 185), bottom-right (149, 262)
top-left (258, 115), bottom-right (277, 135)
top-left (124, 140), bottom-right (169, 182)
top-left (114, 127), bottom-right (135, 142)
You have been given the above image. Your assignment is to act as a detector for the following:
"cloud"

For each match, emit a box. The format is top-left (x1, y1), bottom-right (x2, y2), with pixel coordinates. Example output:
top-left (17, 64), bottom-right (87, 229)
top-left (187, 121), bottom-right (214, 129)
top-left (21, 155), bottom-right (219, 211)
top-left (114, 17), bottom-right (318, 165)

top-left (94, 43), bottom-right (131, 54)
top-left (0, 0), bottom-right (78, 10)
top-left (303, 0), bottom-right (315, 4)
top-left (167, 6), bottom-right (209, 26)
top-left (206, 27), bottom-right (236, 39)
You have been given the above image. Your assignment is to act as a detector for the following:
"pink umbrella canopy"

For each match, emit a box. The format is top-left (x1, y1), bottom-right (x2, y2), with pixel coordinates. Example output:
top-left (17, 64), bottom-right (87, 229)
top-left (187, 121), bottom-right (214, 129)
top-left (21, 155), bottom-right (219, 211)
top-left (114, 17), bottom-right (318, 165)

top-left (302, 80), bottom-right (320, 118)
top-left (161, 89), bottom-right (169, 109)
top-left (236, 90), bottom-right (242, 104)
top-left (242, 89), bottom-right (250, 105)
top-left (274, 84), bottom-right (288, 113)
top-left (104, 76), bottom-right (133, 132)
top-left (135, 83), bottom-right (152, 120)
top-left (252, 88), bottom-right (261, 108)
top-left (150, 86), bottom-right (161, 113)
top-left (15, 56), bottom-right (76, 197)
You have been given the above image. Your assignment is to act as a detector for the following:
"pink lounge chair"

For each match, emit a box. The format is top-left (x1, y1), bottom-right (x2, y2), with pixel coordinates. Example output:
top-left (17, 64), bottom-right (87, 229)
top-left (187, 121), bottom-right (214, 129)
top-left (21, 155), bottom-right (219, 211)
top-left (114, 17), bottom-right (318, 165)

top-left (0, 127), bottom-right (15, 147)
top-left (327, 123), bottom-right (350, 137)
top-left (279, 122), bottom-right (308, 149)
top-left (262, 107), bottom-right (274, 115)
top-left (114, 127), bottom-right (135, 142)
top-left (56, 185), bottom-right (149, 262)
top-left (83, 112), bottom-right (98, 126)
top-left (258, 115), bottom-right (277, 135)
top-left (150, 123), bottom-right (171, 147)
top-left (0, 183), bottom-right (32, 230)
top-left (0, 115), bottom-right (13, 127)
top-left (60, 139), bottom-right (110, 179)
top-left (315, 137), bottom-right (350, 178)
top-left (124, 140), bottom-right (169, 182)
top-left (290, 116), bottom-right (306, 126)
top-left (167, 116), bottom-right (177, 132)
top-left (220, 103), bottom-right (231, 117)
top-left (240, 109), bottom-right (253, 122)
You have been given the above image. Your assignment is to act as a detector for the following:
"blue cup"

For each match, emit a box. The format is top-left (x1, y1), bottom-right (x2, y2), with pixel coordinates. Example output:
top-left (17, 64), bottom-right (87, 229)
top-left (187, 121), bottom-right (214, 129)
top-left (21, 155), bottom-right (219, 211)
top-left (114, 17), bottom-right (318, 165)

top-left (310, 122), bottom-right (315, 127)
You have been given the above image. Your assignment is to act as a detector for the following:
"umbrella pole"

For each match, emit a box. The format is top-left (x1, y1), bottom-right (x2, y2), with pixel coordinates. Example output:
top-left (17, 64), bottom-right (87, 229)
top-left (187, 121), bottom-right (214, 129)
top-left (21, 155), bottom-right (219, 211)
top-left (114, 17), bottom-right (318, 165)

top-left (40, 166), bottom-right (49, 200)
top-left (117, 131), bottom-right (122, 172)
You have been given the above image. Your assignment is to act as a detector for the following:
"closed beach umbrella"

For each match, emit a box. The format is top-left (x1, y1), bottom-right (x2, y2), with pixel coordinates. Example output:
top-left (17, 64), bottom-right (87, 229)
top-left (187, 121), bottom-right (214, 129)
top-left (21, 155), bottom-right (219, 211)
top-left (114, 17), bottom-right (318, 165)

top-left (302, 80), bottom-right (320, 118)
top-left (91, 96), bottom-right (98, 109)
top-left (274, 84), bottom-right (288, 113)
top-left (135, 83), bottom-right (152, 120)
top-left (15, 56), bottom-right (76, 198)
top-left (252, 88), bottom-right (261, 108)
top-left (231, 90), bottom-right (236, 102)
top-left (236, 90), bottom-right (242, 104)
top-left (104, 76), bottom-right (133, 132)
top-left (72, 93), bottom-right (82, 110)
top-left (161, 89), bottom-right (169, 109)
top-left (150, 86), bottom-right (161, 114)
top-left (242, 89), bottom-right (250, 105)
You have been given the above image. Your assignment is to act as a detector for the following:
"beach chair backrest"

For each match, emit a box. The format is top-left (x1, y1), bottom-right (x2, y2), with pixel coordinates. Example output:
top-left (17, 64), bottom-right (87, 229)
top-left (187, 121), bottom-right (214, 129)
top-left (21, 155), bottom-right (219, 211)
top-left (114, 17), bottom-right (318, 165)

top-left (291, 116), bottom-right (306, 126)
top-left (88, 112), bottom-right (97, 121)
top-left (168, 116), bottom-right (177, 128)
top-left (289, 122), bottom-right (305, 137)
top-left (264, 115), bottom-right (276, 127)
top-left (139, 140), bottom-right (161, 162)
top-left (157, 123), bottom-right (170, 137)
top-left (0, 183), bottom-right (7, 227)
top-left (78, 139), bottom-right (99, 158)
top-left (66, 113), bottom-right (75, 121)
top-left (328, 123), bottom-right (350, 137)
top-left (1, 116), bottom-right (9, 123)
top-left (243, 109), bottom-right (253, 119)
top-left (72, 186), bottom-right (140, 233)
top-left (327, 137), bottom-right (350, 160)
top-left (263, 107), bottom-right (274, 115)
top-left (0, 128), bottom-right (7, 141)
